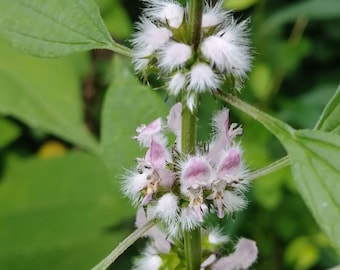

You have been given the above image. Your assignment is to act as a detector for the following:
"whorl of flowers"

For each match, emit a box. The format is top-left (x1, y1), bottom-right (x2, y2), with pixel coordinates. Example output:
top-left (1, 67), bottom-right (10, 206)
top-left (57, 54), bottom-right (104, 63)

top-left (131, 0), bottom-right (251, 111)
top-left (123, 103), bottom-right (249, 236)
top-left (123, 105), bottom-right (258, 269)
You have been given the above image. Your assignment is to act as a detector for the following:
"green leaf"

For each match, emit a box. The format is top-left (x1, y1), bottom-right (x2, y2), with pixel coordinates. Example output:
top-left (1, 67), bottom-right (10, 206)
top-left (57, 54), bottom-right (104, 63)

top-left (0, 0), bottom-right (130, 57)
top-left (0, 117), bottom-right (21, 149)
top-left (264, 0), bottom-right (340, 33)
top-left (0, 41), bottom-right (98, 152)
top-left (279, 84), bottom-right (336, 129)
top-left (0, 151), bottom-right (134, 269)
top-left (315, 85), bottom-right (340, 134)
top-left (218, 93), bottom-right (340, 254)
top-left (96, 0), bottom-right (132, 39)
top-left (284, 130), bottom-right (340, 254)
top-left (224, 0), bottom-right (260, 11)
top-left (100, 56), bottom-right (168, 175)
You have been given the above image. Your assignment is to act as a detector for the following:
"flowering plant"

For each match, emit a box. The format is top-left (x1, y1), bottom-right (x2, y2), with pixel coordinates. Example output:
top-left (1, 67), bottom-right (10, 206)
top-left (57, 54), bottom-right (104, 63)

top-left (0, 0), bottom-right (339, 269)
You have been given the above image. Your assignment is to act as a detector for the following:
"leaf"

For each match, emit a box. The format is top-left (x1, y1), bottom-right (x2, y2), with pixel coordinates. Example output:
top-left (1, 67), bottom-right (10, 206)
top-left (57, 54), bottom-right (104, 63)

top-left (0, 117), bottom-right (21, 149)
top-left (218, 92), bottom-right (340, 255)
top-left (0, 151), bottom-right (135, 269)
top-left (284, 130), bottom-right (340, 254)
top-left (96, 0), bottom-right (133, 39)
top-left (315, 85), bottom-right (340, 134)
top-left (223, 0), bottom-right (260, 11)
top-left (0, 41), bottom-right (98, 152)
top-left (279, 84), bottom-right (336, 129)
top-left (0, 0), bottom-right (130, 57)
top-left (100, 56), bottom-right (168, 175)
top-left (264, 0), bottom-right (340, 33)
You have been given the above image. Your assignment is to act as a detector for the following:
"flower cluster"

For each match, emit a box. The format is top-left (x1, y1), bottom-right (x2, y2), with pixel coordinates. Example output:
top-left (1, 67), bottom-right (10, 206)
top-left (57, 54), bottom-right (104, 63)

top-left (123, 104), bottom-right (258, 269)
top-left (123, 103), bottom-right (249, 236)
top-left (132, 225), bottom-right (258, 270)
top-left (131, 0), bottom-right (251, 110)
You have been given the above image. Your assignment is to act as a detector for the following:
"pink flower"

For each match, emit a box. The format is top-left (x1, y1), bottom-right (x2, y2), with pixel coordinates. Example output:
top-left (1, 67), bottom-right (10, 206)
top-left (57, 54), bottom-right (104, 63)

top-left (180, 156), bottom-right (212, 190)
top-left (134, 118), bottom-right (163, 147)
top-left (136, 207), bottom-right (171, 254)
top-left (212, 238), bottom-right (258, 270)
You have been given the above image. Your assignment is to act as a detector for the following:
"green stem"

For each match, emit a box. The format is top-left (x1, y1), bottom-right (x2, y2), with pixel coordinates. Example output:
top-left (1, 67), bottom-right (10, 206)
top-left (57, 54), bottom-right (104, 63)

top-left (247, 156), bottom-right (290, 181)
top-left (105, 41), bottom-right (131, 57)
top-left (184, 228), bottom-right (201, 270)
top-left (181, 102), bottom-right (197, 155)
top-left (91, 218), bottom-right (157, 270)
top-left (182, 0), bottom-right (203, 269)
top-left (188, 0), bottom-right (203, 51)
top-left (181, 99), bottom-right (201, 270)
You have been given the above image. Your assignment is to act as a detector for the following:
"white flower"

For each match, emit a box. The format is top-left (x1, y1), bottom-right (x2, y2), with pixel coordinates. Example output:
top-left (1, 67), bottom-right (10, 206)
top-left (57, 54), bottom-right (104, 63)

top-left (132, 17), bottom-right (172, 52)
top-left (208, 228), bottom-right (230, 245)
top-left (186, 92), bottom-right (198, 112)
top-left (202, 1), bottom-right (230, 28)
top-left (180, 207), bottom-right (201, 232)
top-left (131, 18), bottom-right (172, 71)
top-left (168, 72), bottom-right (186, 96)
top-left (188, 63), bottom-right (220, 92)
top-left (132, 246), bottom-right (163, 270)
top-left (144, 0), bottom-right (185, 28)
top-left (222, 190), bottom-right (247, 214)
top-left (201, 19), bottom-right (251, 79)
top-left (131, 48), bottom-right (154, 72)
top-left (122, 172), bottom-right (149, 205)
top-left (155, 193), bottom-right (179, 225)
top-left (158, 41), bottom-right (192, 72)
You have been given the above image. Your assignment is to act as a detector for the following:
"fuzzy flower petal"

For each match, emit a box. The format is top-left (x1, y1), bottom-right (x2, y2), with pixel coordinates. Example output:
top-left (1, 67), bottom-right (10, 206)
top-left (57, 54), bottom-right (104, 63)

top-left (212, 238), bottom-right (258, 270)
top-left (202, 1), bottom-right (230, 28)
top-left (188, 63), bottom-right (220, 92)
top-left (155, 193), bottom-right (179, 224)
top-left (144, 0), bottom-right (185, 28)
top-left (145, 139), bottom-right (168, 170)
top-left (180, 156), bottom-right (212, 190)
top-left (208, 228), bottom-right (230, 245)
top-left (223, 190), bottom-right (247, 214)
top-left (135, 118), bottom-right (163, 147)
top-left (158, 42), bottom-right (192, 72)
top-left (168, 72), bottom-right (186, 96)
top-left (122, 171), bottom-right (149, 205)
top-left (180, 207), bottom-right (201, 232)
top-left (216, 146), bottom-right (242, 181)
top-left (132, 17), bottom-right (172, 52)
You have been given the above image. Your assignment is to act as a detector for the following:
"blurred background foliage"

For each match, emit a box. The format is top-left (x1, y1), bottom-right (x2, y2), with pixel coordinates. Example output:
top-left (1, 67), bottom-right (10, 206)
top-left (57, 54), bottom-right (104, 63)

top-left (0, 0), bottom-right (339, 269)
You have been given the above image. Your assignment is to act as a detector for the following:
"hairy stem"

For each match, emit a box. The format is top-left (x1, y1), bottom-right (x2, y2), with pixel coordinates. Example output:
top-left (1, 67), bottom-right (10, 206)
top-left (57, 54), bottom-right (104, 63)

top-left (181, 97), bottom-right (201, 270)
top-left (182, 0), bottom-right (203, 269)
top-left (188, 0), bottom-right (203, 51)
top-left (91, 218), bottom-right (157, 270)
